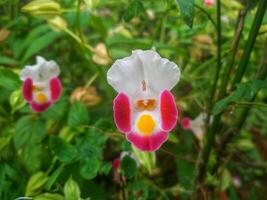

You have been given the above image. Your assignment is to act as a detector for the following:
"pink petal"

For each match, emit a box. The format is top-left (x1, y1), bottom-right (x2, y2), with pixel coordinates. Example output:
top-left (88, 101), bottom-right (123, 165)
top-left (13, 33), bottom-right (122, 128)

top-left (113, 93), bottom-right (132, 133)
top-left (160, 90), bottom-right (178, 131)
top-left (22, 78), bottom-right (33, 102)
top-left (181, 117), bottom-right (191, 130)
top-left (30, 101), bottom-right (52, 112)
top-left (50, 77), bottom-right (62, 102)
top-left (126, 131), bottom-right (168, 152)
top-left (112, 158), bottom-right (120, 170)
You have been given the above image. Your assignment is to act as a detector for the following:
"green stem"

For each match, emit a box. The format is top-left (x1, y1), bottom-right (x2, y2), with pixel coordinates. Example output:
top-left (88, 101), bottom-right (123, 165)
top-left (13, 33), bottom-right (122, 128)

top-left (193, 0), bottom-right (222, 195)
top-left (231, 0), bottom-right (267, 89)
top-left (233, 101), bottom-right (267, 109)
top-left (218, 8), bottom-right (247, 99)
top-left (194, 4), bottom-right (217, 29)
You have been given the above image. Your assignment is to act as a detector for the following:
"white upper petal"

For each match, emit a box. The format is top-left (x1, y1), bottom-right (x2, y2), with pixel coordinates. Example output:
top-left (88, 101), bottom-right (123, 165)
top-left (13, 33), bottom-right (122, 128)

top-left (20, 56), bottom-right (60, 82)
top-left (107, 49), bottom-right (180, 96)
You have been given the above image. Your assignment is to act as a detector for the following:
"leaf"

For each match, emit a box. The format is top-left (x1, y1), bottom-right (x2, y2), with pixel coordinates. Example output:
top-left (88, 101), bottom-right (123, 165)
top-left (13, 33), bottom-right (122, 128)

top-left (0, 68), bottom-right (20, 91)
top-left (21, 31), bottom-right (60, 64)
top-left (98, 162), bottom-right (112, 176)
top-left (212, 80), bottom-right (267, 115)
top-left (68, 102), bottom-right (89, 128)
top-left (15, 24), bottom-right (50, 58)
top-left (64, 177), bottom-right (81, 200)
top-left (176, 0), bottom-right (195, 28)
top-left (9, 89), bottom-right (26, 113)
top-left (34, 193), bottom-right (65, 200)
top-left (120, 155), bottom-right (137, 179)
top-left (22, 143), bottom-right (43, 173)
top-left (0, 56), bottom-right (18, 65)
top-left (123, 0), bottom-right (145, 22)
top-left (49, 136), bottom-right (77, 163)
top-left (80, 158), bottom-right (100, 180)
top-left (14, 116), bottom-right (46, 149)
top-left (25, 171), bottom-right (48, 196)
top-left (45, 165), bottom-right (63, 190)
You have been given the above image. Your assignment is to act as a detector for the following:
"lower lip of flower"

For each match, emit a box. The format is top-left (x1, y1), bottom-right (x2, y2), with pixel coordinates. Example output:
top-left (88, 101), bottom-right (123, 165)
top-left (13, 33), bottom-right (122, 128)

top-left (136, 114), bottom-right (156, 136)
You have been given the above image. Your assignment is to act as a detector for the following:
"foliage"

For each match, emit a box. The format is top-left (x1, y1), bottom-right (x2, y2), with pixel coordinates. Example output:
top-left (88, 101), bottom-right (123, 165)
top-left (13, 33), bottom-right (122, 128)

top-left (0, 0), bottom-right (267, 199)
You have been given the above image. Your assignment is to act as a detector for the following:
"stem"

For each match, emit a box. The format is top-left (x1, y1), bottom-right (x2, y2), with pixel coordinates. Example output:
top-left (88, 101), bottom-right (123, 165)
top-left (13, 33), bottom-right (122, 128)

top-left (218, 8), bottom-right (247, 99)
top-left (231, 0), bottom-right (267, 89)
top-left (194, 4), bottom-right (217, 30)
top-left (233, 101), bottom-right (267, 109)
top-left (194, 1), bottom-right (222, 195)
top-left (212, 37), bottom-right (267, 174)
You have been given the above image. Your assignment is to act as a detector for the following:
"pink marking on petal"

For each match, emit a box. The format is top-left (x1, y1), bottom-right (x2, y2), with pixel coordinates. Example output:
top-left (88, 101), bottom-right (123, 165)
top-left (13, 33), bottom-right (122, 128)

top-left (126, 131), bottom-right (168, 152)
top-left (50, 77), bottom-right (62, 102)
top-left (160, 90), bottom-right (178, 132)
top-left (181, 117), bottom-right (191, 130)
top-left (113, 93), bottom-right (132, 133)
top-left (30, 101), bottom-right (52, 112)
top-left (22, 78), bottom-right (33, 102)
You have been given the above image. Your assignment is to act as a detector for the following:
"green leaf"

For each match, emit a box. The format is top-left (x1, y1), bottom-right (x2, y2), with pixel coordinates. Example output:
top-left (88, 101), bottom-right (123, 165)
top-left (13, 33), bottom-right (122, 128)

top-left (22, 143), bottom-right (43, 173)
top-left (123, 0), bottom-right (145, 22)
top-left (80, 158), bottom-right (100, 180)
top-left (34, 193), bottom-right (65, 200)
top-left (64, 177), bottom-right (81, 200)
top-left (46, 165), bottom-right (63, 190)
top-left (120, 155), bottom-right (137, 179)
top-left (49, 136), bottom-right (77, 163)
top-left (176, 0), bottom-right (195, 28)
top-left (0, 67), bottom-right (20, 91)
top-left (68, 102), bottom-right (89, 128)
top-left (98, 162), bottom-right (112, 176)
top-left (14, 116), bottom-right (46, 149)
top-left (15, 24), bottom-right (50, 58)
top-left (9, 89), bottom-right (26, 113)
top-left (212, 80), bottom-right (267, 115)
top-left (0, 56), bottom-right (18, 65)
top-left (25, 171), bottom-right (48, 196)
top-left (21, 31), bottom-right (60, 64)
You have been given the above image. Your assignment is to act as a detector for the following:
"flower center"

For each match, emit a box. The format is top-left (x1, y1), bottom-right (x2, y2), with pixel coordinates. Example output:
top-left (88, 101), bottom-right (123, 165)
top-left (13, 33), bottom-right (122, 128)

top-left (136, 114), bottom-right (155, 136)
top-left (36, 92), bottom-right (47, 104)
top-left (136, 99), bottom-right (156, 111)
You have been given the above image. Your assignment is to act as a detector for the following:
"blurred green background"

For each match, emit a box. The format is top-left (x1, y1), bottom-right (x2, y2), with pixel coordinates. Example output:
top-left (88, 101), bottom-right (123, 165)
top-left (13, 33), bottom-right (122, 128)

top-left (0, 0), bottom-right (267, 199)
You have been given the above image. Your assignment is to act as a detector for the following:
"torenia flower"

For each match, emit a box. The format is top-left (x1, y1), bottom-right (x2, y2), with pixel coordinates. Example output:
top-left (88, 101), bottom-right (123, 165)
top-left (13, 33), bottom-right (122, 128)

top-left (107, 50), bottom-right (180, 151)
top-left (204, 0), bottom-right (214, 7)
top-left (20, 56), bottom-right (62, 112)
top-left (181, 113), bottom-right (208, 140)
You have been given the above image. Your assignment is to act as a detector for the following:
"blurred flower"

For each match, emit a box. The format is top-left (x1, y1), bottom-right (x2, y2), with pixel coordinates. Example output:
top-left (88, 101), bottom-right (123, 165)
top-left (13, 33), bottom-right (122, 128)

top-left (107, 50), bottom-right (180, 151)
top-left (20, 56), bottom-right (62, 112)
top-left (92, 43), bottom-right (112, 65)
top-left (108, 25), bottom-right (132, 38)
top-left (22, 0), bottom-right (61, 19)
top-left (47, 16), bottom-right (67, 32)
top-left (112, 151), bottom-right (138, 184)
top-left (70, 86), bottom-right (101, 107)
top-left (232, 175), bottom-right (242, 188)
top-left (0, 28), bottom-right (10, 42)
top-left (146, 9), bottom-right (155, 20)
top-left (204, 0), bottom-right (215, 7)
top-left (181, 113), bottom-right (208, 140)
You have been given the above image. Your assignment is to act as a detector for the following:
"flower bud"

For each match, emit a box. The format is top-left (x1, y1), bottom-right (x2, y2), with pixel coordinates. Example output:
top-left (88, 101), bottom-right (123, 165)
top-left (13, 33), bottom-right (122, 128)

top-left (48, 16), bottom-right (67, 32)
top-left (22, 0), bottom-right (61, 19)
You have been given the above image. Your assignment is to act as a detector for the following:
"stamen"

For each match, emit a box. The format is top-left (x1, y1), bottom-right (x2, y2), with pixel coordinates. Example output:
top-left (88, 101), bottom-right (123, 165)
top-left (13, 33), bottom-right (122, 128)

top-left (136, 99), bottom-right (156, 111)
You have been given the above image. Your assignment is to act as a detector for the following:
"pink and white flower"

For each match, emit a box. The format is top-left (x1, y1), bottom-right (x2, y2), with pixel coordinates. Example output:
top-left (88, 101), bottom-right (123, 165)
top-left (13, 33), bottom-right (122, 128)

top-left (204, 0), bottom-right (214, 7)
top-left (107, 50), bottom-right (180, 151)
top-left (181, 113), bottom-right (208, 140)
top-left (20, 56), bottom-right (62, 112)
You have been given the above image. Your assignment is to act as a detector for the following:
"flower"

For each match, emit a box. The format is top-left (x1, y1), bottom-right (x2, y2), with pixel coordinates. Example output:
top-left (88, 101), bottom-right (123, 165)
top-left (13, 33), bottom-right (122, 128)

top-left (20, 56), bottom-right (62, 112)
top-left (107, 50), bottom-right (180, 151)
top-left (204, 0), bottom-right (214, 7)
top-left (181, 113), bottom-right (208, 140)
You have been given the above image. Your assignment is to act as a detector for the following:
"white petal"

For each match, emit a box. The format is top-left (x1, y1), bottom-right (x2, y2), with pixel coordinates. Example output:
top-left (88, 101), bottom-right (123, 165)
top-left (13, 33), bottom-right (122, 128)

top-left (107, 51), bottom-right (144, 96)
top-left (107, 49), bottom-right (180, 96)
top-left (20, 56), bottom-right (60, 82)
top-left (134, 50), bottom-right (180, 93)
